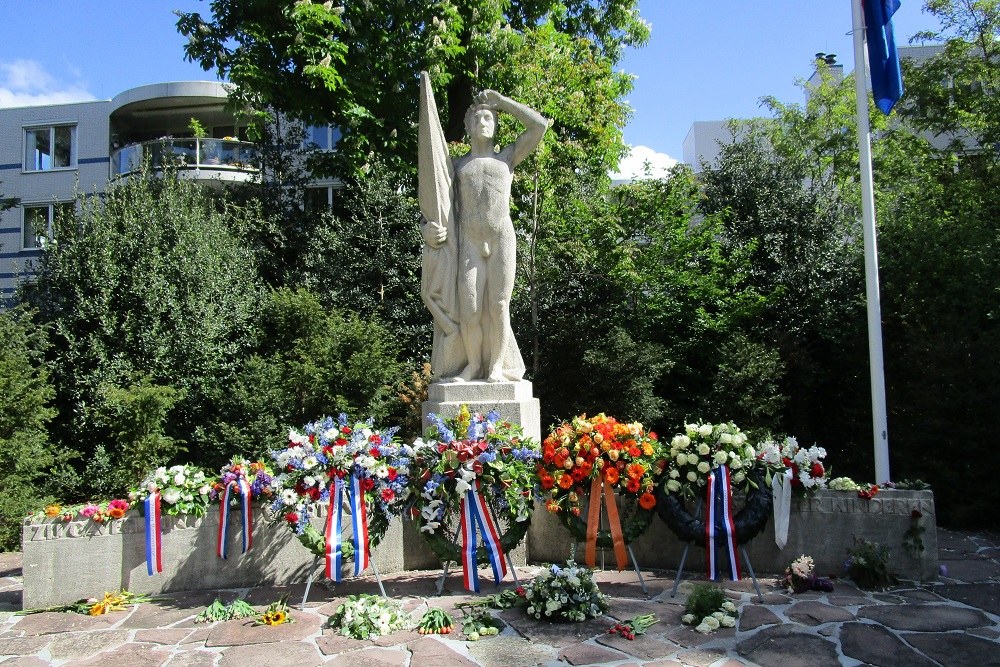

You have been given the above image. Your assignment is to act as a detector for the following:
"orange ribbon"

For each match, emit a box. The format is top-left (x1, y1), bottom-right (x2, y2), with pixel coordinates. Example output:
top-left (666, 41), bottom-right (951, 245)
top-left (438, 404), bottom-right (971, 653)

top-left (584, 477), bottom-right (628, 571)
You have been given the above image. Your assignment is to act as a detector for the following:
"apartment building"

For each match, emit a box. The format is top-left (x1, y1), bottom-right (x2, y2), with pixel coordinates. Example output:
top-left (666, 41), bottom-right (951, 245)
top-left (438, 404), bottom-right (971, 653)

top-left (0, 81), bottom-right (272, 300)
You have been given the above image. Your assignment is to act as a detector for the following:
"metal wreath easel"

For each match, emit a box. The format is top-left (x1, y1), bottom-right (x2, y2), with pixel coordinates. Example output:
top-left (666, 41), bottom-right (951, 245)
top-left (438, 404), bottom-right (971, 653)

top-left (299, 495), bottom-right (388, 610)
top-left (569, 495), bottom-right (650, 597)
top-left (669, 501), bottom-right (763, 603)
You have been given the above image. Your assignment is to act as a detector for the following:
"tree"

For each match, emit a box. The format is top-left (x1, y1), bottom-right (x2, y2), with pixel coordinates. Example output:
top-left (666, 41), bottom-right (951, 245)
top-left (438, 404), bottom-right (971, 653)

top-left (0, 306), bottom-right (57, 550)
top-left (24, 167), bottom-right (264, 484)
top-left (222, 287), bottom-right (405, 458)
top-left (176, 0), bottom-right (648, 175)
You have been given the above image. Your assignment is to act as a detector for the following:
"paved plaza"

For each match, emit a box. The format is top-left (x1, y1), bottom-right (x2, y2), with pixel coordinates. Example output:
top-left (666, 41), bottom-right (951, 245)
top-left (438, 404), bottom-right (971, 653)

top-left (1, 528), bottom-right (997, 666)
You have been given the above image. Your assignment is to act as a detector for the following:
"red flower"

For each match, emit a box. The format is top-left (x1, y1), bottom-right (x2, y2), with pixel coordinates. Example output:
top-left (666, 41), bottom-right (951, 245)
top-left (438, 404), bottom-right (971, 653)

top-left (638, 492), bottom-right (656, 510)
top-left (387, 467), bottom-right (398, 481)
top-left (604, 467), bottom-right (620, 485)
top-left (360, 478), bottom-right (375, 492)
top-left (810, 462), bottom-right (825, 478)
top-left (625, 478), bottom-right (641, 493)
top-left (381, 488), bottom-right (395, 502)
top-left (284, 512), bottom-right (299, 524)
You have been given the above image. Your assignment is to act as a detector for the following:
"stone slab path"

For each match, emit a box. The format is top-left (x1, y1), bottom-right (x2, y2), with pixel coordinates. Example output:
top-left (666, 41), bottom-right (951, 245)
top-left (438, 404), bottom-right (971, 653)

top-left (1, 528), bottom-right (997, 666)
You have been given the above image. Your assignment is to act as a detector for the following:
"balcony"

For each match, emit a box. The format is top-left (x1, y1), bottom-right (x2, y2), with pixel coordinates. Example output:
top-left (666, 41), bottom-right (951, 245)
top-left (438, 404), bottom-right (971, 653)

top-left (111, 138), bottom-right (259, 185)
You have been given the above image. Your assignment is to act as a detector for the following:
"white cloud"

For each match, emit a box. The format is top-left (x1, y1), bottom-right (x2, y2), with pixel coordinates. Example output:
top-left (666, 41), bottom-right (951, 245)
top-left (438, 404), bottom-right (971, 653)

top-left (0, 59), bottom-right (95, 107)
top-left (611, 145), bottom-right (678, 182)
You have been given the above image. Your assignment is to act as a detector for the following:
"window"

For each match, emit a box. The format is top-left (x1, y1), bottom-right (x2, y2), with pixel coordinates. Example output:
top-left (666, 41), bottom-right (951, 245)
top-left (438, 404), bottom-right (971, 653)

top-left (305, 125), bottom-right (342, 151)
top-left (24, 125), bottom-right (76, 171)
top-left (304, 185), bottom-right (340, 211)
top-left (22, 203), bottom-right (73, 250)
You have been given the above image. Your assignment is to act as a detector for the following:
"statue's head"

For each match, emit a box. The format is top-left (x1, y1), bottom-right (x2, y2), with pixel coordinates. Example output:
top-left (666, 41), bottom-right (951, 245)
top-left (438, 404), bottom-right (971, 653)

top-left (464, 104), bottom-right (497, 142)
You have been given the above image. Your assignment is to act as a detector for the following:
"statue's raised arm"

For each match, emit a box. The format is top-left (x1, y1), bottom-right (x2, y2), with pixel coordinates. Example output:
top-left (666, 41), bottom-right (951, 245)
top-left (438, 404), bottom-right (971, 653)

top-left (474, 89), bottom-right (548, 168)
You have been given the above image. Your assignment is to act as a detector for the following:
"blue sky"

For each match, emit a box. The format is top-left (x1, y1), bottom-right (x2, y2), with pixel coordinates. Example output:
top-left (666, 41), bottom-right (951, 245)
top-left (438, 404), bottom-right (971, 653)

top-left (4, 1), bottom-right (940, 176)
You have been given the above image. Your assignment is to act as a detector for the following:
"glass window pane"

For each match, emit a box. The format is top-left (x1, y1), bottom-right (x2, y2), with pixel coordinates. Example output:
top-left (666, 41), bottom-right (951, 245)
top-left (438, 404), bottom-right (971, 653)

top-left (54, 126), bottom-right (73, 167)
top-left (308, 125), bottom-right (329, 149)
top-left (23, 206), bottom-right (49, 249)
top-left (25, 129), bottom-right (51, 170)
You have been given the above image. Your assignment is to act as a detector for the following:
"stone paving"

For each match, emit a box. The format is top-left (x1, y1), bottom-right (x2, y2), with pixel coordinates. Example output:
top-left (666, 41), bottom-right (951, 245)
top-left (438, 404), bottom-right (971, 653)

top-left (0, 528), bottom-right (997, 666)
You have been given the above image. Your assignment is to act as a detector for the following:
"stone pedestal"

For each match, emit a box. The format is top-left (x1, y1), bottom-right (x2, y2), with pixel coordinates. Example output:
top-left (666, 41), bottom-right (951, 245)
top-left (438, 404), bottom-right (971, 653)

top-left (422, 380), bottom-right (542, 443)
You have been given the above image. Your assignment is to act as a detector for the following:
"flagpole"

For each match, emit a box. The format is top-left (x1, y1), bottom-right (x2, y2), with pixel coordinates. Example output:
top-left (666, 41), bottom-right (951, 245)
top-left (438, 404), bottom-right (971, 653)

top-left (851, 0), bottom-right (891, 484)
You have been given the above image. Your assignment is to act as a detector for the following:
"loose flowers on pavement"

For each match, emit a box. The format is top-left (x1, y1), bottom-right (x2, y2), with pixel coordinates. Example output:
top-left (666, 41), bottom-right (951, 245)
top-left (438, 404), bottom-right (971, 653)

top-left (681, 583), bottom-right (738, 634)
top-left (327, 593), bottom-right (408, 640)
top-left (609, 613), bottom-right (659, 640)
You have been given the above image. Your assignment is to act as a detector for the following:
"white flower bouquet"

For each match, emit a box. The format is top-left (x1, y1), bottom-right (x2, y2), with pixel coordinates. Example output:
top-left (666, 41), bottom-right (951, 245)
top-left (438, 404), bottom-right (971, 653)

top-left (131, 464), bottom-right (211, 517)
top-left (326, 593), bottom-right (409, 640)
top-left (520, 561), bottom-right (608, 622)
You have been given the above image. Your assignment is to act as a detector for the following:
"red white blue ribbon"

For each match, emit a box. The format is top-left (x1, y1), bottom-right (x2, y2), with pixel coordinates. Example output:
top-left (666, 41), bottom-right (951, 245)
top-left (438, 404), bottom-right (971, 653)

top-left (217, 478), bottom-right (253, 559)
top-left (325, 477), bottom-right (345, 581)
top-left (143, 490), bottom-right (163, 576)
top-left (347, 474), bottom-right (370, 576)
top-left (705, 465), bottom-right (742, 581)
top-left (460, 479), bottom-right (507, 592)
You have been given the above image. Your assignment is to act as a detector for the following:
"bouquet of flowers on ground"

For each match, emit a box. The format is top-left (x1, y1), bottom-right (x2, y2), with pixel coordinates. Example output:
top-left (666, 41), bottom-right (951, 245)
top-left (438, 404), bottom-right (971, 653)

top-left (269, 415), bottom-right (405, 562)
top-left (757, 436), bottom-right (828, 491)
top-left (680, 583), bottom-right (738, 633)
top-left (210, 457), bottom-right (275, 503)
top-left (131, 464), bottom-right (212, 517)
top-left (784, 554), bottom-right (834, 594)
top-left (538, 414), bottom-right (664, 517)
top-left (519, 561), bottom-right (609, 622)
top-left (327, 593), bottom-right (408, 640)
top-left (401, 406), bottom-right (540, 570)
top-left (662, 422), bottom-right (759, 499)
top-left (845, 537), bottom-right (898, 589)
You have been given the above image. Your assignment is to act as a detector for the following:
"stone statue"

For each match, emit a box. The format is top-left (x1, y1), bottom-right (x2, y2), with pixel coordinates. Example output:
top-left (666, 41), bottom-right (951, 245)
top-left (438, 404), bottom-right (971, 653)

top-left (418, 72), bottom-right (547, 382)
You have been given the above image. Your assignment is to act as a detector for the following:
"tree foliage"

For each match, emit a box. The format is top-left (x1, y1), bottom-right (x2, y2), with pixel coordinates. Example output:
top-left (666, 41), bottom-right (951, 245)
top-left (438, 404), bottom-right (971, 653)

top-left (24, 168), bottom-right (264, 483)
top-left (176, 0), bottom-right (647, 174)
top-left (0, 307), bottom-right (57, 549)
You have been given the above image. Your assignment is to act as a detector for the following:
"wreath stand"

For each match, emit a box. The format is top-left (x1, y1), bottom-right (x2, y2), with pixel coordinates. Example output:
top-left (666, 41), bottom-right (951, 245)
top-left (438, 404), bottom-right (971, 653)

top-left (669, 502), bottom-right (763, 603)
top-left (298, 503), bottom-right (389, 610)
top-left (568, 499), bottom-right (650, 598)
top-left (434, 499), bottom-right (522, 596)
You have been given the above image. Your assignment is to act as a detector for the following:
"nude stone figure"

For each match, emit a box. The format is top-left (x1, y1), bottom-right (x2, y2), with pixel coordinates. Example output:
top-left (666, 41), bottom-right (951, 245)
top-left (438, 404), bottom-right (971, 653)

top-left (418, 74), bottom-right (547, 382)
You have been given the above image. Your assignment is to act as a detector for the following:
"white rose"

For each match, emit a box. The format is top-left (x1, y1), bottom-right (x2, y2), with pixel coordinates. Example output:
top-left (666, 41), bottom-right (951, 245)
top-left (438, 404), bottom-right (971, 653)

top-left (713, 451), bottom-right (728, 465)
top-left (685, 424), bottom-right (699, 437)
top-left (686, 453), bottom-right (699, 465)
top-left (720, 615), bottom-right (736, 627)
top-left (719, 433), bottom-right (733, 445)
top-left (666, 479), bottom-right (681, 492)
top-left (681, 613), bottom-right (696, 624)
top-left (697, 443), bottom-right (711, 456)
top-left (698, 424), bottom-right (713, 437)
top-left (671, 435), bottom-right (690, 449)
top-left (712, 611), bottom-right (725, 620)
top-left (173, 472), bottom-right (186, 486)
top-left (723, 601), bottom-right (737, 612)
top-left (734, 432), bottom-right (747, 445)
top-left (687, 471), bottom-right (698, 482)
top-left (162, 489), bottom-right (181, 504)
top-left (697, 461), bottom-right (710, 474)
top-left (695, 623), bottom-right (712, 634)
top-left (733, 471), bottom-right (746, 483)
top-left (669, 468), bottom-right (680, 479)
top-left (198, 485), bottom-right (210, 496)
top-left (704, 616), bottom-right (720, 629)
top-left (676, 453), bottom-right (688, 466)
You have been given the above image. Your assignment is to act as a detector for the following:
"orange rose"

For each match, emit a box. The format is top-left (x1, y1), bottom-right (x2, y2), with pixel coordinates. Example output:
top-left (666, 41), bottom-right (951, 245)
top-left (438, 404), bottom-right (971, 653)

top-left (639, 492), bottom-right (656, 510)
top-left (108, 507), bottom-right (126, 520)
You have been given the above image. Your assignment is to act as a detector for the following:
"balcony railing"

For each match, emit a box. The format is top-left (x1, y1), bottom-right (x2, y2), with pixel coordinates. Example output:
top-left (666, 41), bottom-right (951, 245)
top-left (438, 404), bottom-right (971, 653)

top-left (111, 138), bottom-right (259, 178)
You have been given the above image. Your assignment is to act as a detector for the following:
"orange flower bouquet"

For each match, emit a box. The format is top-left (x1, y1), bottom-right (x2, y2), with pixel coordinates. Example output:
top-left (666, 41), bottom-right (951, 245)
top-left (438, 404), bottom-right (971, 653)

top-left (538, 414), bottom-right (666, 569)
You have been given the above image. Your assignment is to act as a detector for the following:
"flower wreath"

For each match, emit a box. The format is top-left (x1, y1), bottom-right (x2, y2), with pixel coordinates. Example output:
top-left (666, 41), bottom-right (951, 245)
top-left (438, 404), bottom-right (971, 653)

top-left (131, 464), bottom-right (212, 517)
top-left (402, 407), bottom-right (540, 568)
top-left (656, 421), bottom-right (773, 545)
top-left (538, 414), bottom-right (665, 566)
top-left (269, 416), bottom-right (406, 565)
